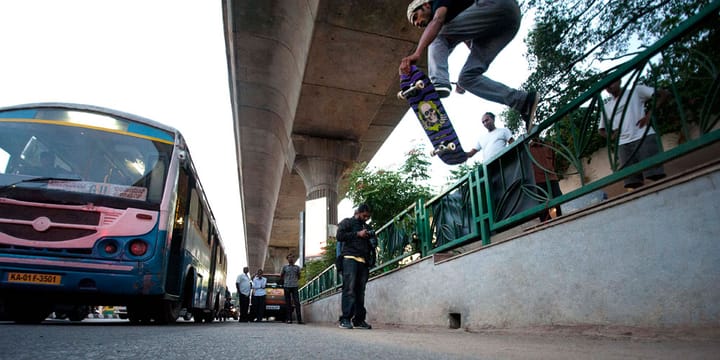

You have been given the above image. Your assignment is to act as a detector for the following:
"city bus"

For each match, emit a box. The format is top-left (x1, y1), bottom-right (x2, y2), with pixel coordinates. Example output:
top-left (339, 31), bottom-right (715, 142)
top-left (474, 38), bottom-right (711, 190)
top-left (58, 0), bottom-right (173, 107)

top-left (0, 103), bottom-right (228, 324)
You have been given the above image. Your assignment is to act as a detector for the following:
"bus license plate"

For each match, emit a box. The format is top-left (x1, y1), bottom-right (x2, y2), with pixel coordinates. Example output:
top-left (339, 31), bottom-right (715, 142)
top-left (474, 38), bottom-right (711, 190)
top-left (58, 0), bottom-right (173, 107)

top-left (7, 272), bottom-right (62, 285)
top-left (266, 305), bottom-right (280, 310)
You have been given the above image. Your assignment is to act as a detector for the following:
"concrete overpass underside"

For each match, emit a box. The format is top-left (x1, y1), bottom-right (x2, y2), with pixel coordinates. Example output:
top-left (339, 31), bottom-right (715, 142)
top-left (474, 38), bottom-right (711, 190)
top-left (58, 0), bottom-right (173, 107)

top-left (223, 1), bottom-right (423, 272)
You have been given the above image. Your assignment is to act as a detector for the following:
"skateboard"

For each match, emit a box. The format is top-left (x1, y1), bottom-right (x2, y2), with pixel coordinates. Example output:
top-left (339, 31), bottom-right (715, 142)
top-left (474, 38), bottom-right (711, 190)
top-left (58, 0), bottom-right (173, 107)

top-left (399, 65), bottom-right (467, 165)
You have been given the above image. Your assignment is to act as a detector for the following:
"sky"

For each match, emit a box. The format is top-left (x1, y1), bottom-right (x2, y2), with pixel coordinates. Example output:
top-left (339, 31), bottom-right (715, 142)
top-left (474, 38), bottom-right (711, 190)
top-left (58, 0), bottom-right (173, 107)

top-left (0, 1), bottom-right (532, 287)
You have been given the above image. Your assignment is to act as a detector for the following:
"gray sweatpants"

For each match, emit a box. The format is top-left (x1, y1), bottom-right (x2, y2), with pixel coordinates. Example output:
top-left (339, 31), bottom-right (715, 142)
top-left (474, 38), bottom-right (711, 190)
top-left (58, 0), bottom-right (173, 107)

top-left (618, 134), bottom-right (666, 188)
top-left (428, 0), bottom-right (527, 110)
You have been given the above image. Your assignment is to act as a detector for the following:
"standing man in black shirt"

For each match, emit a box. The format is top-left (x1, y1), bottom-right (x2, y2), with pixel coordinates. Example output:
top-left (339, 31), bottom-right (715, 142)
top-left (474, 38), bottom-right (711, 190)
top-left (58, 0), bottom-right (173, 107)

top-left (336, 203), bottom-right (374, 330)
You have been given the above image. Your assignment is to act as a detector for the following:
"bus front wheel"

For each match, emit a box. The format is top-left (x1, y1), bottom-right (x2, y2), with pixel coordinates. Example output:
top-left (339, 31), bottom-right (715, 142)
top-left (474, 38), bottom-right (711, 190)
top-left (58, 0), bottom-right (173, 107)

top-left (155, 300), bottom-right (180, 324)
top-left (7, 299), bottom-right (52, 324)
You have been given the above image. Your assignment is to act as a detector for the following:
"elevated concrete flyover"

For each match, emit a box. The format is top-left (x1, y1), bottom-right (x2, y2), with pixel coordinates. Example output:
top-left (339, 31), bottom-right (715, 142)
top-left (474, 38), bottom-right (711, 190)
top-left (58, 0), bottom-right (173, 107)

top-left (223, 1), bottom-right (423, 272)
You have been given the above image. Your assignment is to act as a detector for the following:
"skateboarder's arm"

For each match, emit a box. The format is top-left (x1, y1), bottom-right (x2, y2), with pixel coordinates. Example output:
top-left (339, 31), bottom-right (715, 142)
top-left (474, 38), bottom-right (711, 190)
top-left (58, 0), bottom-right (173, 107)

top-left (466, 148), bottom-right (479, 158)
top-left (415, 6), bottom-right (446, 55)
top-left (400, 6), bottom-right (448, 74)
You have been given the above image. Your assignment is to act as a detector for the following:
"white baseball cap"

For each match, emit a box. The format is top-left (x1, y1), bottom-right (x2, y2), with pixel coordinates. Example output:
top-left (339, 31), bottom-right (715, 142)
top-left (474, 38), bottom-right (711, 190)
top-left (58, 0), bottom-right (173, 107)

top-left (407, 0), bottom-right (433, 25)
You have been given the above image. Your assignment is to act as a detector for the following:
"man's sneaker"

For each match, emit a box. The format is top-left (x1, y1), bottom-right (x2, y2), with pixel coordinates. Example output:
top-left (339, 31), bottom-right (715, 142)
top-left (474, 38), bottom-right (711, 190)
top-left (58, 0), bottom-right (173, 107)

top-left (521, 91), bottom-right (539, 125)
top-left (353, 321), bottom-right (372, 330)
top-left (434, 84), bottom-right (452, 99)
top-left (338, 319), bottom-right (353, 329)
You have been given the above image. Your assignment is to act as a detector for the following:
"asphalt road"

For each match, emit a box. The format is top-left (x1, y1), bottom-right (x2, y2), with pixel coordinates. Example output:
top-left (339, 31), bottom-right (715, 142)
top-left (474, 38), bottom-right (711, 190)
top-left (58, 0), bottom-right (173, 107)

top-left (1, 318), bottom-right (719, 360)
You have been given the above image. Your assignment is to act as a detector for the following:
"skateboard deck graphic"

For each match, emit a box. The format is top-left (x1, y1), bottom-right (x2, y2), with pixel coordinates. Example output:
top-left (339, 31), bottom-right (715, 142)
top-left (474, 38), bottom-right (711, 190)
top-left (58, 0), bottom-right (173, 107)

top-left (399, 65), bottom-right (467, 165)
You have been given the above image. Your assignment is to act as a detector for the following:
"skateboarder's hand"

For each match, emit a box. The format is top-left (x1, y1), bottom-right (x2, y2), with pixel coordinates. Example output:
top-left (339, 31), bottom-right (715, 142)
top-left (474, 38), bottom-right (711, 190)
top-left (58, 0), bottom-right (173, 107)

top-left (400, 54), bottom-right (420, 75)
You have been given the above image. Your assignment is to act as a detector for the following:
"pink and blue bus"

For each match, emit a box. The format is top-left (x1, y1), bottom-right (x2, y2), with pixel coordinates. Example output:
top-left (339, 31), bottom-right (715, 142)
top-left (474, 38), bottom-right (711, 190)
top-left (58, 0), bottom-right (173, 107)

top-left (0, 103), bottom-right (228, 324)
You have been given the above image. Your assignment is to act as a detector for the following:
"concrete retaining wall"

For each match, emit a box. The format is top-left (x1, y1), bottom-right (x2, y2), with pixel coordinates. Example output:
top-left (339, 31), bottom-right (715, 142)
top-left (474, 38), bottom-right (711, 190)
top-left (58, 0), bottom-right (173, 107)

top-left (303, 166), bottom-right (720, 329)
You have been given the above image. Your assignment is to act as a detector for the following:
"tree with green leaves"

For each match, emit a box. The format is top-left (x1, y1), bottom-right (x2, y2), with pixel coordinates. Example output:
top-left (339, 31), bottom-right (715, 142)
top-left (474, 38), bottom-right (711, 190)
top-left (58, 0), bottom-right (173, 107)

top-left (300, 148), bottom-right (435, 283)
top-left (299, 237), bottom-right (337, 287)
top-left (519, 0), bottom-right (714, 130)
top-left (344, 146), bottom-right (433, 229)
top-left (504, 0), bottom-right (718, 172)
top-left (445, 162), bottom-right (481, 187)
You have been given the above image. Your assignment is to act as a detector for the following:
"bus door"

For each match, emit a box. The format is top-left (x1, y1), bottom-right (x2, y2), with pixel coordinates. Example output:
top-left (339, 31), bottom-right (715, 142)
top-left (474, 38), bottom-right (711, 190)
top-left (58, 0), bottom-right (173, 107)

top-left (165, 165), bottom-right (190, 295)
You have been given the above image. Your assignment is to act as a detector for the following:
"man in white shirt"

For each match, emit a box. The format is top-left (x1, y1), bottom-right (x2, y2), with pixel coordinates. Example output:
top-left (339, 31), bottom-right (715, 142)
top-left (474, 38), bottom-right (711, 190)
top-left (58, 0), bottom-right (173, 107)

top-left (599, 79), bottom-right (668, 189)
top-left (235, 267), bottom-right (251, 322)
top-left (466, 112), bottom-right (514, 162)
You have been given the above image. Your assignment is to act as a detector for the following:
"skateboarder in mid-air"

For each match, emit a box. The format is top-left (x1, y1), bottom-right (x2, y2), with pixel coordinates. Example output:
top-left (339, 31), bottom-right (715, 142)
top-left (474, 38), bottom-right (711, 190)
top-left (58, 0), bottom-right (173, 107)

top-left (399, 0), bottom-right (538, 125)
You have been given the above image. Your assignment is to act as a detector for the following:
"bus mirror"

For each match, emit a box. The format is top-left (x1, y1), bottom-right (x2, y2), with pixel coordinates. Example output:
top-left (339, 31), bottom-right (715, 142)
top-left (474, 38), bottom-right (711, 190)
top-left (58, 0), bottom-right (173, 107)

top-left (177, 150), bottom-right (188, 165)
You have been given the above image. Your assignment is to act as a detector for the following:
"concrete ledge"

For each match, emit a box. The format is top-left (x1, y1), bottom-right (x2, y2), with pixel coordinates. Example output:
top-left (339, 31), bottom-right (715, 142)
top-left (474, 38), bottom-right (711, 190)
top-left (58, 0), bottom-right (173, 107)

top-left (303, 165), bottom-right (720, 330)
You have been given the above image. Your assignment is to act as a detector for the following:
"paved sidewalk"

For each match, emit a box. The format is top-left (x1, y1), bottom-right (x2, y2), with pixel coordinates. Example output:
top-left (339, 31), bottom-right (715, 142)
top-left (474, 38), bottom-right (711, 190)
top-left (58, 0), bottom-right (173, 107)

top-left (307, 323), bottom-right (720, 360)
top-left (2, 319), bottom-right (718, 359)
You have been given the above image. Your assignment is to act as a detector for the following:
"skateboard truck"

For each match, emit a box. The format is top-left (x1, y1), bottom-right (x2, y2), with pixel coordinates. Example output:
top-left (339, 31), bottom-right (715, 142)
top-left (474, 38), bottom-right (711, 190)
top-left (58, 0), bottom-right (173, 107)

top-left (397, 79), bottom-right (425, 100)
top-left (400, 65), bottom-right (468, 165)
top-left (431, 141), bottom-right (456, 156)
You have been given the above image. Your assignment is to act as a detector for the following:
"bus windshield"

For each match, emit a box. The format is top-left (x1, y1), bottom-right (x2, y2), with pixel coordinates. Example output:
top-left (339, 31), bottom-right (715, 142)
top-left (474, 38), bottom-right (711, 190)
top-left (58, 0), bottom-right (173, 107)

top-left (0, 108), bottom-right (174, 208)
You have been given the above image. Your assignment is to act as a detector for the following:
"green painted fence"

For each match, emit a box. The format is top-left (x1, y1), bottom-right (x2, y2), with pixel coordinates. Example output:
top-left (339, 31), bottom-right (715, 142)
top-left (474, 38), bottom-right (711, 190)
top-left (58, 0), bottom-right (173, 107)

top-left (301, 0), bottom-right (720, 303)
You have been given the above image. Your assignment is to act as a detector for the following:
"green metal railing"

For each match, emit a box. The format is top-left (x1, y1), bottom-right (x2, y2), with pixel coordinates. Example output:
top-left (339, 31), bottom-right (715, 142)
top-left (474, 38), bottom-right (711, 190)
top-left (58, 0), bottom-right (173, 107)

top-left (300, 0), bottom-right (720, 303)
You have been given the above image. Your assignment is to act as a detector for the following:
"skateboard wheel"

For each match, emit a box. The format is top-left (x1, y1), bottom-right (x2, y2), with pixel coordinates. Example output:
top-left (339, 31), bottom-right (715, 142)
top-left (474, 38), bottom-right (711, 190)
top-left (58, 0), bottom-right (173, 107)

top-left (447, 143), bottom-right (456, 151)
top-left (415, 80), bottom-right (425, 89)
top-left (397, 91), bottom-right (406, 100)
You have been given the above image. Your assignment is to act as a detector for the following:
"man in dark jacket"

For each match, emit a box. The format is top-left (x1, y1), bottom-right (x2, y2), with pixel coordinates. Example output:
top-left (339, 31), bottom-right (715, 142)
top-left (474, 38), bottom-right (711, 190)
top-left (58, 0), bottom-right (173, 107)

top-left (336, 203), bottom-right (374, 330)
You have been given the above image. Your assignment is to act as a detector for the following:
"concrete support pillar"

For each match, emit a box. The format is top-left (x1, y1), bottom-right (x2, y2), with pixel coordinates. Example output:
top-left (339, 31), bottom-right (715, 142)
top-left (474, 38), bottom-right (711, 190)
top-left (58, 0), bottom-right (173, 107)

top-left (292, 135), bottom-right (359, 225)
top-left (294, 157), bottom-right (345, 224)
top-left (265, 246), bottom-right (292, 274)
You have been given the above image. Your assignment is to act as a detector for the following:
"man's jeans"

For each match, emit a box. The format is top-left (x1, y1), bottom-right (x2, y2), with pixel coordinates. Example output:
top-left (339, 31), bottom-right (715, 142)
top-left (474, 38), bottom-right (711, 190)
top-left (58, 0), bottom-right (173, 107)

top-left (239, 293), bottom-right (250, 321)
top-left (252, 295), bottom-right (265, 321)
top-left (428, 0), bottom-right (526, 109)
top-left (284, 287), bottom-right (302, 322)
top-left (340, 258), bottom-right (369, 323)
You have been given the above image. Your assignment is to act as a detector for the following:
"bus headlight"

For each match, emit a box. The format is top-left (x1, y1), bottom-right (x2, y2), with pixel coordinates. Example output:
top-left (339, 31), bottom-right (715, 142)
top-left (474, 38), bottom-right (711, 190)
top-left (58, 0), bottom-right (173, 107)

top-left (98, 239), bottom-right (119, 257)
top-left (129, 239), bottom-right (148, 256)
top-left (104, 242), bottom-right (118, 254)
